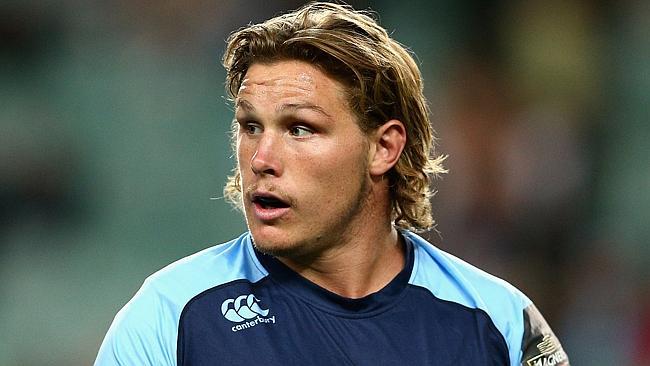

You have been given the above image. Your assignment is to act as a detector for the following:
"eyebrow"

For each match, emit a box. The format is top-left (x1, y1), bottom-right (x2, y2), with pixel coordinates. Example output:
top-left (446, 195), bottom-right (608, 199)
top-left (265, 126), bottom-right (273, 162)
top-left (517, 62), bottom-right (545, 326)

top-left (235, 99), bottom-right (256, 113)
top-left (276, 103), bottom-right (332, 118)
top-left (235, 99), bottom-right (332, 118)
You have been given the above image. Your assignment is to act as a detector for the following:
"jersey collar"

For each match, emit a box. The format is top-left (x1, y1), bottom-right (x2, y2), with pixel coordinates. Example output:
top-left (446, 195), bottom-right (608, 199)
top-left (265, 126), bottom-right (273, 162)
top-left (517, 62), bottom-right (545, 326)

top-left (251, 232), bottom-right (415, 317)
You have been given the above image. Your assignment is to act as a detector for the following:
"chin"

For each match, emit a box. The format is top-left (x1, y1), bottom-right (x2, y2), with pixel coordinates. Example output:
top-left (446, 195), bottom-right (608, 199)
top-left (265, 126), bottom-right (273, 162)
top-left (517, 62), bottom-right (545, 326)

top-left (249, 228), bottom-right (315, 259)
top-left (251, 236), bottom-right (299, 258)
top-left (250, 226), bottom-right (292, 253)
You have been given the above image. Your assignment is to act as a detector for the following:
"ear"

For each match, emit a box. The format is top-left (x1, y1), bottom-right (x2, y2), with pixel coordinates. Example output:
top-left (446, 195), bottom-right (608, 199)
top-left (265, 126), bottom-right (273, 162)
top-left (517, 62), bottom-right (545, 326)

top-left (369, 119), bottom-right (406, 176)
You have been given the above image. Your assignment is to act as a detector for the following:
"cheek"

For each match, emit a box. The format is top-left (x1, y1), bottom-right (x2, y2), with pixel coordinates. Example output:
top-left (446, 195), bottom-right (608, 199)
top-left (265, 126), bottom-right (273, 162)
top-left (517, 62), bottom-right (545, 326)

top-left (236, 141), bottom-right (253, 171)
top-left (297, 142), bottom-right (367, 188)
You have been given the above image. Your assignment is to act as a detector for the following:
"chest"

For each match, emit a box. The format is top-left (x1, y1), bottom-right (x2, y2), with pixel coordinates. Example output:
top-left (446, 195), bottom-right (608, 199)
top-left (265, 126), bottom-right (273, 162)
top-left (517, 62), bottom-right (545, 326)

top-left (176, 285), bottom-right (509, 365)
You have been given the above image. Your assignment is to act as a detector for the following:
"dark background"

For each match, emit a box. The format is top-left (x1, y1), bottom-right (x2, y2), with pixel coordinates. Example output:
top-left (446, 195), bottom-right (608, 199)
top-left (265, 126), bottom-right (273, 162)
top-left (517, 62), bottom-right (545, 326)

top-left (1, 0), bottom-right (648, 364)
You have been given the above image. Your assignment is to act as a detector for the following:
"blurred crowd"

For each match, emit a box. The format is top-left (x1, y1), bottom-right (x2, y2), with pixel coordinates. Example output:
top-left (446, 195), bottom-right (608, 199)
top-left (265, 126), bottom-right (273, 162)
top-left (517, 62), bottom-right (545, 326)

top-left (1, 1), bottom-right (648, 365)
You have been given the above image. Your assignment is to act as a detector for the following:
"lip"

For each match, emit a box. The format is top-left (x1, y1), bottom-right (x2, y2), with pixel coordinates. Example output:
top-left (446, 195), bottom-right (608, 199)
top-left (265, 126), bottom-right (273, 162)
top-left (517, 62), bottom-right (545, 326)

top-left (250, 191), bottom-right (291, 222)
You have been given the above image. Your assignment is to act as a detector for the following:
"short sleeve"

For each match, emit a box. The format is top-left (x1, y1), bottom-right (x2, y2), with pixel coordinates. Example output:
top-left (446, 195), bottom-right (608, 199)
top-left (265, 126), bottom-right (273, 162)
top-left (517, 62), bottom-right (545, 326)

top-left (94, 280), bottom-right (177, 366)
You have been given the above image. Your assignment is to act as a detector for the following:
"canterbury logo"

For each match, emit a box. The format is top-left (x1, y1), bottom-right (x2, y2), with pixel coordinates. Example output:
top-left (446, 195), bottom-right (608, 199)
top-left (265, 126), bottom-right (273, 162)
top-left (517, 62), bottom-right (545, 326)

top-left (221, 294), bottom-right (270, 322)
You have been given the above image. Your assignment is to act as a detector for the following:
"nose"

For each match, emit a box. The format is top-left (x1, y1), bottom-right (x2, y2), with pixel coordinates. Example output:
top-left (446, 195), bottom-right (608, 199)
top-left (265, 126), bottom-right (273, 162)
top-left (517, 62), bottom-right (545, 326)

top-left (250, 133), bottom-right (282, 177)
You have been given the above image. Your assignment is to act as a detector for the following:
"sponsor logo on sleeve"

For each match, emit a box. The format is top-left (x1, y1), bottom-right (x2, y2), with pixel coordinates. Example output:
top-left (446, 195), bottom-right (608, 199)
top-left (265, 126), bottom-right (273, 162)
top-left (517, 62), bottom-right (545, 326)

top-left (220, 294), bottom-right (276, 332)
top-left (526, 335), bottom-right (569, 366)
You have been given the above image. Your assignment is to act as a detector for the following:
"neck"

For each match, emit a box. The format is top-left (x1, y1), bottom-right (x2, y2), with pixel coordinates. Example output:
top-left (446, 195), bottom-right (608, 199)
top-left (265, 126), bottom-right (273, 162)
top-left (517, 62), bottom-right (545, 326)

top-left (278, 216), bottom-right (405, 298)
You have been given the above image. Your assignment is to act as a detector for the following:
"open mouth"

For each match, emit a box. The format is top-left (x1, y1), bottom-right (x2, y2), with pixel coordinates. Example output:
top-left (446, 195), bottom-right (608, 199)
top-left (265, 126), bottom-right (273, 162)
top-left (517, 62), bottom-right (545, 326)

top-left (252, 195), bottom-right (290, 209)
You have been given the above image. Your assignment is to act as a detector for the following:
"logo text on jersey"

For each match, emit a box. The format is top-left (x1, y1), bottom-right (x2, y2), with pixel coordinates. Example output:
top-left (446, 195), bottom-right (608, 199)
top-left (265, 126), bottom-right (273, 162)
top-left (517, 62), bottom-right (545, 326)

top-left (526, 335), bottom-right (569, 366)
top-left (221, 294), bottom-right (276, 332)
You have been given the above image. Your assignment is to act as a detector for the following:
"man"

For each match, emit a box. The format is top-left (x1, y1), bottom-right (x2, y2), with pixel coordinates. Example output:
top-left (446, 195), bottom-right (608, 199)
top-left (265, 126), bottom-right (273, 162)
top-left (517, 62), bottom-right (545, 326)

top-left (95, 3), bottom-right (569, 365)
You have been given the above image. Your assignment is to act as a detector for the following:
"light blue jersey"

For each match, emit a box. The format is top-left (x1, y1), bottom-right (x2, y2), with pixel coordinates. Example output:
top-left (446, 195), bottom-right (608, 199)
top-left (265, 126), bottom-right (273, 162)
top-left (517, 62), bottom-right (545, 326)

top-left (95, 231), bottom-right (569, 365)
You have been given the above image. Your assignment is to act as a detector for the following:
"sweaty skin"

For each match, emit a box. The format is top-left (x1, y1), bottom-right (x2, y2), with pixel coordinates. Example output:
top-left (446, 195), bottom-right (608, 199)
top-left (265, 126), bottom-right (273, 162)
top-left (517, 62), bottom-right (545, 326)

top-left (235, 60), bottom-right (405, 298)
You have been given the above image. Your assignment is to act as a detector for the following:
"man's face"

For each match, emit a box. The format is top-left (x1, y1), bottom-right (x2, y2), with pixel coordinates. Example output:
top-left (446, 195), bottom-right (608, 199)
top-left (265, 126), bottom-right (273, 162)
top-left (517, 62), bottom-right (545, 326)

top-left (235, 60), bottom-right (372, 259)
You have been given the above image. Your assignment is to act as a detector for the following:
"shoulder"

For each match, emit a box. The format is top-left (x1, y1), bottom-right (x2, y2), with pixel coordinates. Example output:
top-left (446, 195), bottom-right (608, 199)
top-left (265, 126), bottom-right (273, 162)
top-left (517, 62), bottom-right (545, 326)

top-left (95, 232), bottom-right (266, 366)
top-left (145, 232), bottom-right (267, 303)
top-left (123, 232), bottom-right (267, 325)
top-left (404, 231), bottom-right (530, 366)
top-left (405, 231), bottom-right (529, 308)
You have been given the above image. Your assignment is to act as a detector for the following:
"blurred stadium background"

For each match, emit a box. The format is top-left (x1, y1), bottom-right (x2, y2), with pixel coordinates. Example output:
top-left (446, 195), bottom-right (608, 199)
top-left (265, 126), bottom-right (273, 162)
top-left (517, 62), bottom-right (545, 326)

top-left (1, 0), bottom-right (648, 364)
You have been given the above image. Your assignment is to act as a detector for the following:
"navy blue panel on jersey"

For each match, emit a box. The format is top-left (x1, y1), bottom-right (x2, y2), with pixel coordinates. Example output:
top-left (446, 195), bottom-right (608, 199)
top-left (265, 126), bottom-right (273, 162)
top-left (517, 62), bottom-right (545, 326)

top-left (95, 231), bottom-right (569, 366)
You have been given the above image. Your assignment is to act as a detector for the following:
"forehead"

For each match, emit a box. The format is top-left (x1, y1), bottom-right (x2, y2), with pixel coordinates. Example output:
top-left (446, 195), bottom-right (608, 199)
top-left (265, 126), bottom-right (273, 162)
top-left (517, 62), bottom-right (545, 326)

top-left (236, 60), bottom-right (349, 111)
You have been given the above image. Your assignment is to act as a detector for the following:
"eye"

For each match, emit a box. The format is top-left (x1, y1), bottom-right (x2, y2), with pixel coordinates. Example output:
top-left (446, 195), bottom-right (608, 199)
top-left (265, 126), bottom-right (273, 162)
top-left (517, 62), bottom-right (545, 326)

top-left (289, 125), bottom-right (314, 137)
top-left (242, 121), bottom-right (262, 135)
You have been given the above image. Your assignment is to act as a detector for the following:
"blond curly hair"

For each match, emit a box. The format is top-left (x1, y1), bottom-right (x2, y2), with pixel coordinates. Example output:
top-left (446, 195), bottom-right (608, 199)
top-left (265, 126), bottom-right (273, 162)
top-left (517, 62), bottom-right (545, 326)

top-left (222, 2), bottom-right (445, 232)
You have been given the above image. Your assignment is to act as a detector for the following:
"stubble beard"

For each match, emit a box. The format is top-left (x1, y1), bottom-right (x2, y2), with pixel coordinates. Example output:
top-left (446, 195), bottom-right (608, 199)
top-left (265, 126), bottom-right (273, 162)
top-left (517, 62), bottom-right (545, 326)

top-left (251, 167), bottom-right (373, 263)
